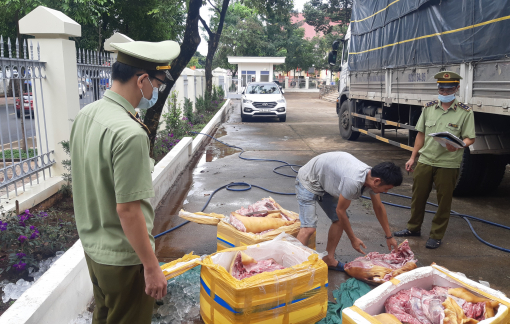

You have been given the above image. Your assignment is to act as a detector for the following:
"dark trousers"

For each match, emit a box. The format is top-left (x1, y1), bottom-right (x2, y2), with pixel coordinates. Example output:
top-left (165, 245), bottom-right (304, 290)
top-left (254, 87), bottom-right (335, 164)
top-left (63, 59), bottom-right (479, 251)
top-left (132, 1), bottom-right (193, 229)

top-left (85, 253), bottom-right (154, 324)
top-left (407, 162), bottom-right (459, 240)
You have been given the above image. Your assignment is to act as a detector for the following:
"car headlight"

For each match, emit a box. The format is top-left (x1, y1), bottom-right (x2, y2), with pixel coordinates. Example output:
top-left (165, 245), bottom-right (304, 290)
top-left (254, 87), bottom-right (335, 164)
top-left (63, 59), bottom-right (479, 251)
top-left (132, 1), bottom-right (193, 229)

top-left (244, 108), bottom-right (253, 112)
top-left (276, 99), bottom-right (286, 103)
top-left (277, 107), bottom-right (285, 112)
top-left (243, 99), bottom-right (253, 104)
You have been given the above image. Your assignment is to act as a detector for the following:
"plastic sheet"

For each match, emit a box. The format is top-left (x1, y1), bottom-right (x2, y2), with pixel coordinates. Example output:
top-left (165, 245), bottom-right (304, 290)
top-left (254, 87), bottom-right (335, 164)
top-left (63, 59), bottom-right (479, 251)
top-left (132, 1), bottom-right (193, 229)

top-left (178, 210), bottom-right (225, 225)
top-left (198, 233), bottom-right (328, 324)
top-left (160, 252), bottom-right (201, 280)
top-left (349, 0), bottom-right (510, 71)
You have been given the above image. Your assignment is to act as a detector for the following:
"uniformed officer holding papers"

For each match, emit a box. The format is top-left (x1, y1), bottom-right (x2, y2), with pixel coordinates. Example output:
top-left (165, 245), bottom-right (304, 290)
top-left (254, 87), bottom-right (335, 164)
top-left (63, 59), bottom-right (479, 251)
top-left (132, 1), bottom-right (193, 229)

top-left (394, 71), bottom-right (476, 249)
top-left (70, 40), bottom-right (180, 323)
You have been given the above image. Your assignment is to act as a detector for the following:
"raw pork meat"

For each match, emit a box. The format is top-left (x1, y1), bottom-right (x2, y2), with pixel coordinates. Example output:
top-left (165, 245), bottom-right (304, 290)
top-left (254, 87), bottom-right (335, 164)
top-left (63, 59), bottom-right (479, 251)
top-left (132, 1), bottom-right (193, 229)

top-left (385, 286), bottom-right (496, 324)
top-left (229, 252), bottom-right (285, 280)
top-left (462, 302), bottom-right (486, 321)
top-left (235, 198), bottom-right (279, 215)
top-left (344, 240), bottom-right (417, 284)
top-left (384, 290), bottom-right (422, 324)
top-left (235, 198), bottom-right (292, 221)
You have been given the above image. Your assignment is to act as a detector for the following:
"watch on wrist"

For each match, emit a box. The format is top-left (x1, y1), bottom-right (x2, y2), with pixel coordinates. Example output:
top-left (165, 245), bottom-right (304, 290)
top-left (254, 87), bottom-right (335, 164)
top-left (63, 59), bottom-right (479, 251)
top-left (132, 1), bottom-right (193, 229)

top-left (385, 235), bottom-right (393, 239)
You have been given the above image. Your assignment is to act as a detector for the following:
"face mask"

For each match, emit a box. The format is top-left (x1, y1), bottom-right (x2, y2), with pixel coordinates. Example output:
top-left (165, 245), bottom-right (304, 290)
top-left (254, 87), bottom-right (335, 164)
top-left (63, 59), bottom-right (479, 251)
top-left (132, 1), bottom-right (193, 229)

top-left (137, 78), bottom-right (158, 110)
top-left (438, 93), bottom-right (455, 103)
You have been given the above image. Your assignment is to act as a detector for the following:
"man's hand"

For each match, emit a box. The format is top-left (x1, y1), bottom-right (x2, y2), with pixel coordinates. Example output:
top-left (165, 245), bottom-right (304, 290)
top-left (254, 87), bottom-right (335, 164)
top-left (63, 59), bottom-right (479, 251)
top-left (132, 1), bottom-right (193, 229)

top-left (445, 143), bottom-right (459, 152)
top-left (405, 157), bottom-right (415, 172)
top-left (144, 266), bottom-right (167, 300)
top-left (351, 237), bottom-right (367, 255)
top-left (387, 237), bottom-right (398, 252)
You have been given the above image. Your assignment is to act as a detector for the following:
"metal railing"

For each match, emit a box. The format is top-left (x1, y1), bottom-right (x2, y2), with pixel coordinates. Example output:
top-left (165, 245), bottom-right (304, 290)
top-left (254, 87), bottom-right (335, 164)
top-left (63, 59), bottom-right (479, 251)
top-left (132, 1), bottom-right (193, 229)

top-left (76, 48), bottom-right (113, 109)
top-left (0, 36), bottom-right (54, 198)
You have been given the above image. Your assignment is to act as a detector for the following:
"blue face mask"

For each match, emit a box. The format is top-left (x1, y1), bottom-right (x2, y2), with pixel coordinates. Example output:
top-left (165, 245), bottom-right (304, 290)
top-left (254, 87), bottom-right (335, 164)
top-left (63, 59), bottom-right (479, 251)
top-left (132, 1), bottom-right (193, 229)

top-left (137, 78), bottom-right (158, 110)
top-left (438, 93), bottom-right (456, 103)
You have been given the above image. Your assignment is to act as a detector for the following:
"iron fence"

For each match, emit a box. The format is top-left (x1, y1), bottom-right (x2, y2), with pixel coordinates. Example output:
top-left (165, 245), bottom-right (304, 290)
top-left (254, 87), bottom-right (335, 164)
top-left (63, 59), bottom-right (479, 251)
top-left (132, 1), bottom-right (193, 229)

top-left (76, 48), bottom-right (113, 109)
top-left (0, 36), bottom-right (54, 199)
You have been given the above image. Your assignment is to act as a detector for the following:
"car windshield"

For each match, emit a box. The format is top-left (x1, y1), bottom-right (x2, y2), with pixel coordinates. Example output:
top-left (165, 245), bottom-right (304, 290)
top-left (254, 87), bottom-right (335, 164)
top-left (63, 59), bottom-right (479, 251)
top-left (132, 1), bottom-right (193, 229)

top-left (246, 84), bottom-right (280, 94)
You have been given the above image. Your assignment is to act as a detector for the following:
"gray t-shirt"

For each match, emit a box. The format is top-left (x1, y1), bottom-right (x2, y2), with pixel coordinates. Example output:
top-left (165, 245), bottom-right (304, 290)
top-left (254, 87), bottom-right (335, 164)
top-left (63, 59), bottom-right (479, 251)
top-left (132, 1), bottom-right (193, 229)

top-left (297, 152), bottom-right (373, 200)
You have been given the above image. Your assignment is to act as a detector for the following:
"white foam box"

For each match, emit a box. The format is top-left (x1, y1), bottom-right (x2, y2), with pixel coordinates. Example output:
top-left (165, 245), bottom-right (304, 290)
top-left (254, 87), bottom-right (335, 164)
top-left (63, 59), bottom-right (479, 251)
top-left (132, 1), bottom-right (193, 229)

top-left (342, 265), bottom-right (510, 324)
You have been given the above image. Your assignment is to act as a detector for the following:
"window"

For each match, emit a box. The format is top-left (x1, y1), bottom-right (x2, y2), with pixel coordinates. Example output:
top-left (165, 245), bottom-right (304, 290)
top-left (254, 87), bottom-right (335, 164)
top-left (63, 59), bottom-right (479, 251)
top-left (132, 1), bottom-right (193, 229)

top-left (241, 71), bottom-right (256, 86)
top-left (246, 84), bottom-right (281, 94)
top-left (260, 71), bottom-right (269, 82)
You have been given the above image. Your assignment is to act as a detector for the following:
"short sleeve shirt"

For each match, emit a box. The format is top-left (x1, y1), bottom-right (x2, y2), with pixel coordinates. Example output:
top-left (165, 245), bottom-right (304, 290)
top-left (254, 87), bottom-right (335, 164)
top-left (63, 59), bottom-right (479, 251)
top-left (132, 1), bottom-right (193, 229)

top-left (415, 99), bottom-right (476, 169)
top-left (70, 90), bottom-right (155, 266)
top-left (297, 152), bottom-right (375, 200)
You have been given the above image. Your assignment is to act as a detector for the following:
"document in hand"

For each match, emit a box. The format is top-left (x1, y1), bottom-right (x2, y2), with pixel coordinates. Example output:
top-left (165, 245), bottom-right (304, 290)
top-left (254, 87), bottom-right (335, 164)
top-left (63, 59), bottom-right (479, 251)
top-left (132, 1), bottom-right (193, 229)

top-left (429, 131), bottom-right (466, 149)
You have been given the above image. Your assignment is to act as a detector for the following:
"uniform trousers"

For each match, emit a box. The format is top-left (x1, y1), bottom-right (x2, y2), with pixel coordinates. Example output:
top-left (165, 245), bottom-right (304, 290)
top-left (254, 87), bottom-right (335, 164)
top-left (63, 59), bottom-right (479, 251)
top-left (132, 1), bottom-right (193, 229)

top-left (407, 162), bottom-right (459, 240)
top-left (85, 253), bottom-right (154, 324)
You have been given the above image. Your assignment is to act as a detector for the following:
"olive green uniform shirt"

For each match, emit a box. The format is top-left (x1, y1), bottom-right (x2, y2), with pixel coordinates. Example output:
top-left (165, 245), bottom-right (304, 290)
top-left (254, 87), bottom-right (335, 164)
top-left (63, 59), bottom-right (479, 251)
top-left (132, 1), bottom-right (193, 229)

top-left (70, 90), bottom-right (155, 266)
top-left (415, 99), bottom-right (476, 169)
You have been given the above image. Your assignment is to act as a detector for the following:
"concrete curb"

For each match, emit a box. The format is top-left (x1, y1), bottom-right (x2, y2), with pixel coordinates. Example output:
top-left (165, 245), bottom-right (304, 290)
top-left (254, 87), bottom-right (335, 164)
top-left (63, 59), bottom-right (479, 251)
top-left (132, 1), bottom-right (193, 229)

top-left (0, 99), bottom-right (232, 324)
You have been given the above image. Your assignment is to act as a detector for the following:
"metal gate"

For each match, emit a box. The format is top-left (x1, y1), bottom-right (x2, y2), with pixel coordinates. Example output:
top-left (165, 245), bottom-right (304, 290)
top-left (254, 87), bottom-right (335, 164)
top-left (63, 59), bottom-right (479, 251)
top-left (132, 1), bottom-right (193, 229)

top-left (0, 36), bottom-right (54, 198)
top-left (76, 48), bottom-right (113, 108)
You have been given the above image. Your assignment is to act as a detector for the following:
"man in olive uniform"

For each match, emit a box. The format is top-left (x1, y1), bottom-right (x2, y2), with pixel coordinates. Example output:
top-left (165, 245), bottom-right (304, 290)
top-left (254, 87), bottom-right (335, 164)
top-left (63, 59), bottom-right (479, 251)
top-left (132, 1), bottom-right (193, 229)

top-left (394, 71), bottom-right (475, 249)
top-left (70, 40), bottom-right (180, 324)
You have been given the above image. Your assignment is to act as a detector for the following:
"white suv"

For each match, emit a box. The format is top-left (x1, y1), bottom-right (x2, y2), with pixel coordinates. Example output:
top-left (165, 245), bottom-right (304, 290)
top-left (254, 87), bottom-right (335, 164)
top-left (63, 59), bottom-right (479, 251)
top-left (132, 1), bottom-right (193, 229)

top-left (241, 82), bottom-right (286, 122)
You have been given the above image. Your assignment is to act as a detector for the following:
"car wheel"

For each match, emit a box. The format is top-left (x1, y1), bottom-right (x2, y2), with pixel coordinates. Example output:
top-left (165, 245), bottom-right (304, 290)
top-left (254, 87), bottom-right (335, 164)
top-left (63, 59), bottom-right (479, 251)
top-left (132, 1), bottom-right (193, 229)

top-left (279, 115), bottom-right (286, 122)
top-left (241, 111), bottom-right (250, 122)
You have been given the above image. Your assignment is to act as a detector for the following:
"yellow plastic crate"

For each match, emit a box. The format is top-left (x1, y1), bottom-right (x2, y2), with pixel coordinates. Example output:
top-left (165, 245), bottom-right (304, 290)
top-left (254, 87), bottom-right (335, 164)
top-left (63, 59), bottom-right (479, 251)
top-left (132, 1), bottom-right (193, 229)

top-left (342, 265), bottom-right (510, 324)
top-left (216, 220), bottom-right (316, 251)
top-left (199, 238), bottom-right (328, 324)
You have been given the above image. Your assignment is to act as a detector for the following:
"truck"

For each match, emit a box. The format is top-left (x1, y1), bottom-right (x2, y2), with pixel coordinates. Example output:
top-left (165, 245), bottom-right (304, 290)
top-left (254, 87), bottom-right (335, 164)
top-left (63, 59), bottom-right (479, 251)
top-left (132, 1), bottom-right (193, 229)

top-left (329, 0), bottom-right (510, 195)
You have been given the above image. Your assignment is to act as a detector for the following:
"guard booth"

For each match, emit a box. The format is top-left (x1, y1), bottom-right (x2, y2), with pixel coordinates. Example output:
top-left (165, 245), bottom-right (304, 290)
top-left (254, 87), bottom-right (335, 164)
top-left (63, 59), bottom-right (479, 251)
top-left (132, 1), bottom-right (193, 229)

top-left (227, 56), bottom-right (286, 94)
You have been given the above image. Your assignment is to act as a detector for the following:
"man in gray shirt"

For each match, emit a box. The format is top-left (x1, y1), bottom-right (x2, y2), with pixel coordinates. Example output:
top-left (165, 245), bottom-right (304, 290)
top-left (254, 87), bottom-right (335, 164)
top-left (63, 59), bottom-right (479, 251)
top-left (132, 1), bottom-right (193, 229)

top-left (296, 152), bottom-right (402, 271)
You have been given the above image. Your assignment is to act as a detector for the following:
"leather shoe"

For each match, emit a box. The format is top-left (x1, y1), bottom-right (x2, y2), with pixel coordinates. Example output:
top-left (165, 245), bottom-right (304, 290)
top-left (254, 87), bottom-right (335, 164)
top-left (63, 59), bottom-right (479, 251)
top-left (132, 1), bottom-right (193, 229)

top-left (426, 238), bottom-right (442, 249)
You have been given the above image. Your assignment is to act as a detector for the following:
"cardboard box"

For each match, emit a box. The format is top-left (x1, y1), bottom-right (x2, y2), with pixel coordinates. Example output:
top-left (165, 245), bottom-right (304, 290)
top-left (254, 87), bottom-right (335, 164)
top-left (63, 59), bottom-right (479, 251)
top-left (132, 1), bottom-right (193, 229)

top-left (342, 265), bottom-right (510, 324)
top-left (199, 235), bottom-right (327, 324)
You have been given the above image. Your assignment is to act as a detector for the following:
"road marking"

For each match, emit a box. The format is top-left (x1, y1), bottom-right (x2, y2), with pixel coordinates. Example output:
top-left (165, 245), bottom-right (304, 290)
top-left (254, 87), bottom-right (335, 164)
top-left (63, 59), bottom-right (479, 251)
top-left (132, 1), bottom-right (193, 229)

top-left (9, 113), bottom-right (14, 115)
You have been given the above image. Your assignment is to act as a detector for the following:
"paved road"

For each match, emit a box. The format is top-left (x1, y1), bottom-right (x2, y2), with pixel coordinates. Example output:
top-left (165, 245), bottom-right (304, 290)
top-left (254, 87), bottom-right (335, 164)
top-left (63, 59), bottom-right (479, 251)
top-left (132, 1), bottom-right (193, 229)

top-left (0, 90), bottom-right (104, 148)
top-left (0, 104), bottom-right (36, 149)
top-left (153, 93), bottom-right (510, 300)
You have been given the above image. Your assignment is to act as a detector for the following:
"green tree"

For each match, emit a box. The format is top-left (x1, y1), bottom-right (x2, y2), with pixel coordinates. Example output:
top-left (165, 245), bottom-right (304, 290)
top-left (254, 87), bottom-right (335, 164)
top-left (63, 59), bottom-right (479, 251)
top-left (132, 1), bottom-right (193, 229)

top-left (212, 3), bottom-right (267, 76)
top-left (143, 0), bottom-right (203, 157)
top-left (303, 0), bottom-right (352, 34)
top-left (201, 0), bottom-right (292, 97)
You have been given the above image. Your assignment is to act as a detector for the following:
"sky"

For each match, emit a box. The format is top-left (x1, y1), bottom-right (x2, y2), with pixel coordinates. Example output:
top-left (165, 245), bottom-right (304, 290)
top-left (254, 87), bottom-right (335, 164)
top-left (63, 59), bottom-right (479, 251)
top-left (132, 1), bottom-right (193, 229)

top-left (196, 0), bottom-right (309, 56)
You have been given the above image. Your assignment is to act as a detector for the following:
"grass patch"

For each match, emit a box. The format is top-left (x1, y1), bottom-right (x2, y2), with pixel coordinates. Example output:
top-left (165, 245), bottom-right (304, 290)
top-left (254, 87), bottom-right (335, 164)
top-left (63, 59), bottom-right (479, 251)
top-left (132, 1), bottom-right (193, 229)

top-left (0, 149), bottom-right (38, 160)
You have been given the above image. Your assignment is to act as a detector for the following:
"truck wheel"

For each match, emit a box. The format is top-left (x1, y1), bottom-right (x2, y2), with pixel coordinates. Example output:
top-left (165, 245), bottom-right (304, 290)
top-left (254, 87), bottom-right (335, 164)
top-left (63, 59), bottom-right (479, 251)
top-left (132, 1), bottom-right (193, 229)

top-left (338, 100), bottom-right (360, 141)
top-left (476, 155), bottom-right (508, 194)
top-left (453, 149), bottom-right (484, 196)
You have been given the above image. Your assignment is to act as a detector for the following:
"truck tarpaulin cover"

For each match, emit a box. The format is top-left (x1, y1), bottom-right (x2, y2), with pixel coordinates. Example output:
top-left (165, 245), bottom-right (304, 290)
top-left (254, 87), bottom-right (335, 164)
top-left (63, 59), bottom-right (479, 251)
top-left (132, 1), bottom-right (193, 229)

top-left (349, 0), bottom-right (510, 71)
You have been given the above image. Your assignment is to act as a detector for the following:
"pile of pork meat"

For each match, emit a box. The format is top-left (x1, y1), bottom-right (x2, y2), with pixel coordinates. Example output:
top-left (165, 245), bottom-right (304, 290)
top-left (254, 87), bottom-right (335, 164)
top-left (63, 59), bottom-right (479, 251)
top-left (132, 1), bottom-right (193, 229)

top-left (383, 286), bottom-right (499, 324)
top-left (344, 240), bottom-right (418, 284)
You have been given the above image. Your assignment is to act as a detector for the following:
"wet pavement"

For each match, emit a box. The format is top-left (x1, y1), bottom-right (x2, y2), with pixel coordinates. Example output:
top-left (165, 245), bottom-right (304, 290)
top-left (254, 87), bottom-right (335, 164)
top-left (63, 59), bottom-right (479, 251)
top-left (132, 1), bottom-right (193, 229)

top-left (153, 93), bottom-right (510, 302)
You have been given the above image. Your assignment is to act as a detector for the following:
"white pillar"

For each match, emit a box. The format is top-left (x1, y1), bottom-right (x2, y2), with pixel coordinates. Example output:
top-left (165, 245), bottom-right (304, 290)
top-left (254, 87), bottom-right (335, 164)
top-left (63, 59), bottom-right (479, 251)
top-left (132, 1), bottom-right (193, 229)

top-left (104, 32), bottom-right (134, 62)
top-left (305, 77), bottom-right (309, 89)
top-left (19, 6), bottom-right (81, 176)
top-left (285, 76), bottom-right (289, 89)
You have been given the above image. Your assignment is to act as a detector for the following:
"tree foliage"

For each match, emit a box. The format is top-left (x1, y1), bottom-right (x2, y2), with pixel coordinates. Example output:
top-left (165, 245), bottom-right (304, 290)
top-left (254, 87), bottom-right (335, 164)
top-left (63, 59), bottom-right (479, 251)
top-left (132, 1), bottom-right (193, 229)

top-left (0, 0), bottom-right (187, 52)
top-left (212, 4), bottom-right (322, 75)
top-left (303, 0), bottom-right (352, 34)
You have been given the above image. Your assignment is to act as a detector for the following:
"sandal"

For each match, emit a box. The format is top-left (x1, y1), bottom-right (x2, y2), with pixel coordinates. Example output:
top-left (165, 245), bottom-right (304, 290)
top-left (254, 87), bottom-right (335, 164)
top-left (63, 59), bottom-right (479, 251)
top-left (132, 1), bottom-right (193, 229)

top-left (328, 261), bottom-right (345, 272)
top-left (393, 229), bottom-right (421, 237)
top-left (426, 238), bottom-right (442, 249)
